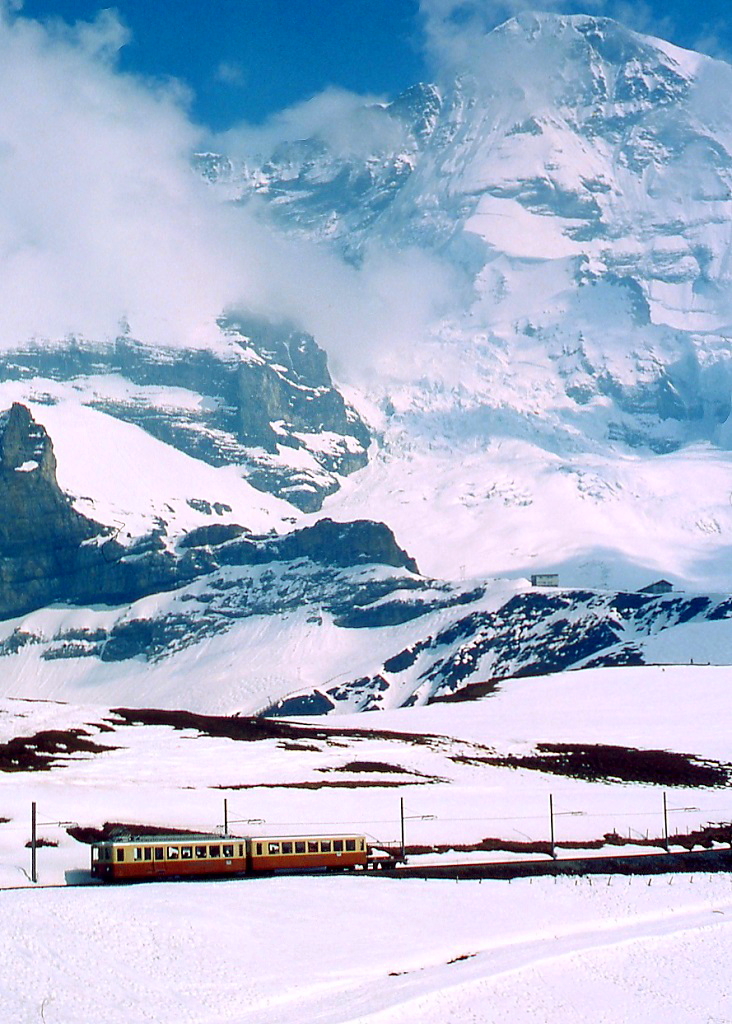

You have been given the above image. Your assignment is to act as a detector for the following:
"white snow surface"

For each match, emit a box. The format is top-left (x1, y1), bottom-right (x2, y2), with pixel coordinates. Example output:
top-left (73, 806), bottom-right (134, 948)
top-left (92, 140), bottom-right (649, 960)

top-left (1, 664), bottom-right (732, 1022)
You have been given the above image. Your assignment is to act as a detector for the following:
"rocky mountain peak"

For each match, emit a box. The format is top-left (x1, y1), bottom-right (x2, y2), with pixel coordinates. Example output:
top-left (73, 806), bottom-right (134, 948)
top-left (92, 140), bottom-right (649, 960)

top-left (0, 401), bottom-right (54, 477)
top-left (0, 402), bottom-right (101, 552)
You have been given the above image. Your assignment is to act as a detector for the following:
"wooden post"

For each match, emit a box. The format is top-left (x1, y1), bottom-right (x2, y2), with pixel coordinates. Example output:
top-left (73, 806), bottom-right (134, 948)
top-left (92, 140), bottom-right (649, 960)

top-left (31, 801), bottom-right (37, 883)
top-left (400, 798), bottom-right (406, 863)
top-left (549, 793), bottom-right (555, 859)
top-left (663, 792), bottom-right (669, 851)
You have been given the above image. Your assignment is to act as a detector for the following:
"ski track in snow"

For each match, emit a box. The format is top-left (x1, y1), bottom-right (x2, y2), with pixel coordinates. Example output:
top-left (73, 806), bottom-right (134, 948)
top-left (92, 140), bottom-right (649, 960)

top-left (1, 877), bottom-right (731, 1023)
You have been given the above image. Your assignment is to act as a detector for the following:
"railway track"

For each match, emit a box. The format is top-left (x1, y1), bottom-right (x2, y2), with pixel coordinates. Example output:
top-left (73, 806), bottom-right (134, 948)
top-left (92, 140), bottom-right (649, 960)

top-left (379, 846), bottom-right (732, 880)
top-left (3, 846), bottom-right (732, 890)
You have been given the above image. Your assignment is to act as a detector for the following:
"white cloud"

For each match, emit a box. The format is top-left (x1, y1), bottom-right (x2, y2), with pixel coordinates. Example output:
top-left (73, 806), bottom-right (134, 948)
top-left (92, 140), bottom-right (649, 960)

top-left (0, 5), bottom-right (460, 378)
top-left (0, 7), bottom-right (241, 348)
top-left (215, 86), bottom-right (410, 161)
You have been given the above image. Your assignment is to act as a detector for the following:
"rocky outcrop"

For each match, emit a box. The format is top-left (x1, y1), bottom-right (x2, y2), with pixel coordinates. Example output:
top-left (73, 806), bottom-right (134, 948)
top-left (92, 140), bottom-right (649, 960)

top-left (0, 405), bottom-right (412, 622)
top-left (0, 321), bottom-right (370, 511)
top-left (0, 404), bottom-right (108, 617)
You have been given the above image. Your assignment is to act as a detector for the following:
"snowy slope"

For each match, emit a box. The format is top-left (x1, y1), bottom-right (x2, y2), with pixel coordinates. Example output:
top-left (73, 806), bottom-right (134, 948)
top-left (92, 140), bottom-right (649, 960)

top-left (2, 665), bottom-right (732, 1022)
top-left (203, 14), bottom-right (732, 593)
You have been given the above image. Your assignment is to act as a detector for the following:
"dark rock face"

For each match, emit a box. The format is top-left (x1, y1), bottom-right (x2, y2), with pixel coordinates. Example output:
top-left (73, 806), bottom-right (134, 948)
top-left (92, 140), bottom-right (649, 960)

top-left (0, 405), bottom-right (414, 623)
top-left (0, 322), bottom-right (370, 512)
top-left (0, 404), bottom-right (109, 618)
top-left (274, 518), bottom-right (419, 573)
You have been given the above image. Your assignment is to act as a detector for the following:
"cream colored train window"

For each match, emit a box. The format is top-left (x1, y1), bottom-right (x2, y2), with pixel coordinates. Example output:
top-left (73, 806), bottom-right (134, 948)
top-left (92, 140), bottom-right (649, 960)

top-left (333, 840), bottom-right (343, 852)
top-left (195, 846), bottom-right (207, 859)
top-left (346, 839), bottom-right (356, 852)
top-left (209, 845), bottom-right (221, 858)
top-left (181, 846), bottom-right (193, 859)
top-left (116, 848), bottom-right (125, 862)
top-left (154, 847), bottom-right (164, 861)
top-left (223, 844), bottom-right (234, 858)
top-left (268, 842), bottom-right (279, 855)
top-left (255, 842), bottom-right (263, 856)
top-left (320, 841), bottom-right (331, 853)
top-left (167, 846), bottom-right (180, 860)
top-left (144, 847), bottom-right (152, 861)
top-left (281, 842), bottom-right (293, 854)
top-left (307, 841), bottom-right (318, 853)
top-left (238, 844), bottom-right (244, 857)
top-left (295, 841), bottom-right (306, 854)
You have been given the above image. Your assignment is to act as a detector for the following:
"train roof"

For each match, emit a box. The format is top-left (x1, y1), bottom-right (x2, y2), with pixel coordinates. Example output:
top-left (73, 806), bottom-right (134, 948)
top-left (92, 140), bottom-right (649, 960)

top-left (93, 833), bottom-right (237, 844)
top-left (93, 831), bottom-right (367, 845)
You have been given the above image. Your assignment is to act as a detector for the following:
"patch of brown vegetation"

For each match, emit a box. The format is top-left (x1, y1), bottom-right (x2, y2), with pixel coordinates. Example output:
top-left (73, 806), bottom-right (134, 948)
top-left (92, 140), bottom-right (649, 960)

top-left (333, 760), bottom-right (412, 773)
top-left (453, 742), bottom-right (731, 787)
top-left (108, 707), bottom-right (446, 749)
top-left (213, 779), bottom-right (432, 790)
top-left (0, 729), bottom-right (118, 772)
top-left (430, 680), bottom-right (501, 704)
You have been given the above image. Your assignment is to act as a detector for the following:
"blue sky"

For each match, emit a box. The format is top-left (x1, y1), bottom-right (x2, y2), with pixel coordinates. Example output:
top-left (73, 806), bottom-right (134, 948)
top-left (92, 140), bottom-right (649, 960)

top-left (16, 0), bottom-right (732, 131)
top-left (19, 0), bottom-right (425, 129)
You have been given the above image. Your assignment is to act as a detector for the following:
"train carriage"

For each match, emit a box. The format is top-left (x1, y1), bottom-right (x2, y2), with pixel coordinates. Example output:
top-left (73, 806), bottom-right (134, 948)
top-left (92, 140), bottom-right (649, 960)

top-left (91, 835), bottom-right (247, 882)
top-left (249, 834), bottom-right (367, 873)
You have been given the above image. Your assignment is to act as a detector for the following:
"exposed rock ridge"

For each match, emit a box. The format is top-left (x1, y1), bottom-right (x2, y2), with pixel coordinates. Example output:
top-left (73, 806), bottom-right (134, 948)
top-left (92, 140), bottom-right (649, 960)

top-left (0, 322), bottom-right (370, 511)
top-left (0, 404), bottom-right (412, 621)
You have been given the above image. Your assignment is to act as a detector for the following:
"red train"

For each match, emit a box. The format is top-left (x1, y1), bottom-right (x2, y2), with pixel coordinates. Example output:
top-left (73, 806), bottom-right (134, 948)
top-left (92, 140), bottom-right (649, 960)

top-left (90, 832), bottom-right (396, 882)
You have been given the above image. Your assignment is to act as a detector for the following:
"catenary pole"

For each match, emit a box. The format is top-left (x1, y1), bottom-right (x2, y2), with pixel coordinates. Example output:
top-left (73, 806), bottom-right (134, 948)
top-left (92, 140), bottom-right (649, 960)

top-left (663, 791), bottom-right (669, 851)
top-left (549, 793), bottom-right (555, 858)
top-left (400, 798), bottom-right (405, 863)
top-left (31, 801), bottom-right (37, 883)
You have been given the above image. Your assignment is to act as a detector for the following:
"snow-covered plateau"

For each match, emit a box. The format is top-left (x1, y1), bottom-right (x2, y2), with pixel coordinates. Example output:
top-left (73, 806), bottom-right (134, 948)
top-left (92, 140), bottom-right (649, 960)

top-left (2, 665), bottom-right (732, 1022)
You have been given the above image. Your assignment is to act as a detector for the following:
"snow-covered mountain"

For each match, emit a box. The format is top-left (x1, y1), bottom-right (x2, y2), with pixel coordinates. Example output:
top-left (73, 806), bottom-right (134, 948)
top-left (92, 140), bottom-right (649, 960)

top-left (2, 13), bottom-right (732, 712)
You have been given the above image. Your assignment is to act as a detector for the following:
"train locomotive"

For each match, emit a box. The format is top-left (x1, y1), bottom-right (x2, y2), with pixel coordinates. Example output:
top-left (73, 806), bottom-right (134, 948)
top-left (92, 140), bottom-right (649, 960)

top-left (90, 832), bottom-right (385, 882)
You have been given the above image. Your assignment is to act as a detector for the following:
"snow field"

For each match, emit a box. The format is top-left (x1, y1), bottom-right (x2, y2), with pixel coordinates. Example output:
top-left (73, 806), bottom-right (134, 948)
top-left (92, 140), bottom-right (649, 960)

top-left (1, 873), bottom-right (731, 1024)
top-left (2, 665), bottom-right (732, 889)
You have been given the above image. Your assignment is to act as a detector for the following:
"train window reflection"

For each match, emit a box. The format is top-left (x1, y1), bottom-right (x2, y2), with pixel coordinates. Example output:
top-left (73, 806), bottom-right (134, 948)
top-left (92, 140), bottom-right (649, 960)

top-left (268, 843), bottom-right (279, 855)
top-left (195, 846), bottom-right (207, 858)
top-left (167, 846), bottom-right (180, 860)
